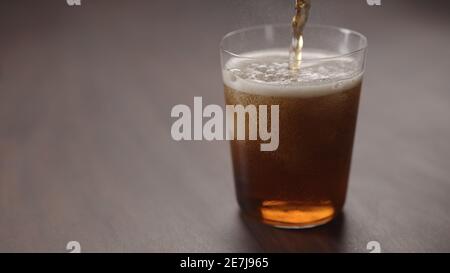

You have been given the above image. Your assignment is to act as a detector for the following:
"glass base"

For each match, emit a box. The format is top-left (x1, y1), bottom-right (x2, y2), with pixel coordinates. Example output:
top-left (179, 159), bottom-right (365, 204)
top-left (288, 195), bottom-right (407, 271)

top-left (259, 201), bottom-right (337, 229)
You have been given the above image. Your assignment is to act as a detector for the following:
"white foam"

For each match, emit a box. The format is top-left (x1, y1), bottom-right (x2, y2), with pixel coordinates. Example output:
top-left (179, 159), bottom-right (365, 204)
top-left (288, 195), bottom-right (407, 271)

top-left (223, 49), bottom-right (363, 98)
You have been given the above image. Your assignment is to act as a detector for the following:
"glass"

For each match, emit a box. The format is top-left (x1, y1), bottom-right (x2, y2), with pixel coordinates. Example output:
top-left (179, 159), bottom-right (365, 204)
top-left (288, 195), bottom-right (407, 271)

top-left (220, 24), bottom-right (367, 228)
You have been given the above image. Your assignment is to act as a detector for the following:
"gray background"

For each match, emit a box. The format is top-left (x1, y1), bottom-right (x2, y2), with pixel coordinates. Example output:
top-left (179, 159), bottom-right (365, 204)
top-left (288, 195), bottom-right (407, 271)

top-left (0, 0), bottom-right (450, 252)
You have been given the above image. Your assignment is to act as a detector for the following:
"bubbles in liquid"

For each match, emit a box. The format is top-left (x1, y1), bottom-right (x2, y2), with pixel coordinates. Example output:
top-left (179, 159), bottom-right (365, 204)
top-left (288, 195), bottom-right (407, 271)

top-left (227, 50), bottom-right (360, 86)
top-left (223, 49), bottom-right (362, 97)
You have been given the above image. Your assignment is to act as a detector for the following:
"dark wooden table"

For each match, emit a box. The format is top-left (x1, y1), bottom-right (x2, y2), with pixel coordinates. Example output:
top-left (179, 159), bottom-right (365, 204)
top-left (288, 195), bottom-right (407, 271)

top-left (1, 0), bottom-right (450, 252)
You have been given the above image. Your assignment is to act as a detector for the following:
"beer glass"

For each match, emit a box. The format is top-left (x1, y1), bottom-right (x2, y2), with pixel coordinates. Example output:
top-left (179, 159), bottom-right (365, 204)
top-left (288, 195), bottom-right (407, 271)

top-left (220, 24), bottom-right (367, 228)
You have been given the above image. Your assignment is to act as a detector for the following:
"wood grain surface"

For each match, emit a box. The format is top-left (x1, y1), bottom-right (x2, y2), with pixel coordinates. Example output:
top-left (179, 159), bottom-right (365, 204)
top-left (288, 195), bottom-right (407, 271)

top-left (0, 0), bottom-right (449, 252)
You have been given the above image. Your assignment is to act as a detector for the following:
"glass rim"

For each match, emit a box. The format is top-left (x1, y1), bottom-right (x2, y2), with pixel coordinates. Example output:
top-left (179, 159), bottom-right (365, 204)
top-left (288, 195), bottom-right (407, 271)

top-left (220, 23), bottom-right (368, 62)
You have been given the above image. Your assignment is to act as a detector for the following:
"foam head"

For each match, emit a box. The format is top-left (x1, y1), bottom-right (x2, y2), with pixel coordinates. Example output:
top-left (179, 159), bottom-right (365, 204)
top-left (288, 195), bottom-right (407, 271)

top-left (223, 49), bottom-right (363, 98)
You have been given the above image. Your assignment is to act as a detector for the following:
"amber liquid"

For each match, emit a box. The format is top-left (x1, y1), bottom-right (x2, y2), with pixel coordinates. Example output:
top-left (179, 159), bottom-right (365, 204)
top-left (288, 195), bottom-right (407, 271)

top-left (225, 82), bottom-right (362, 228)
